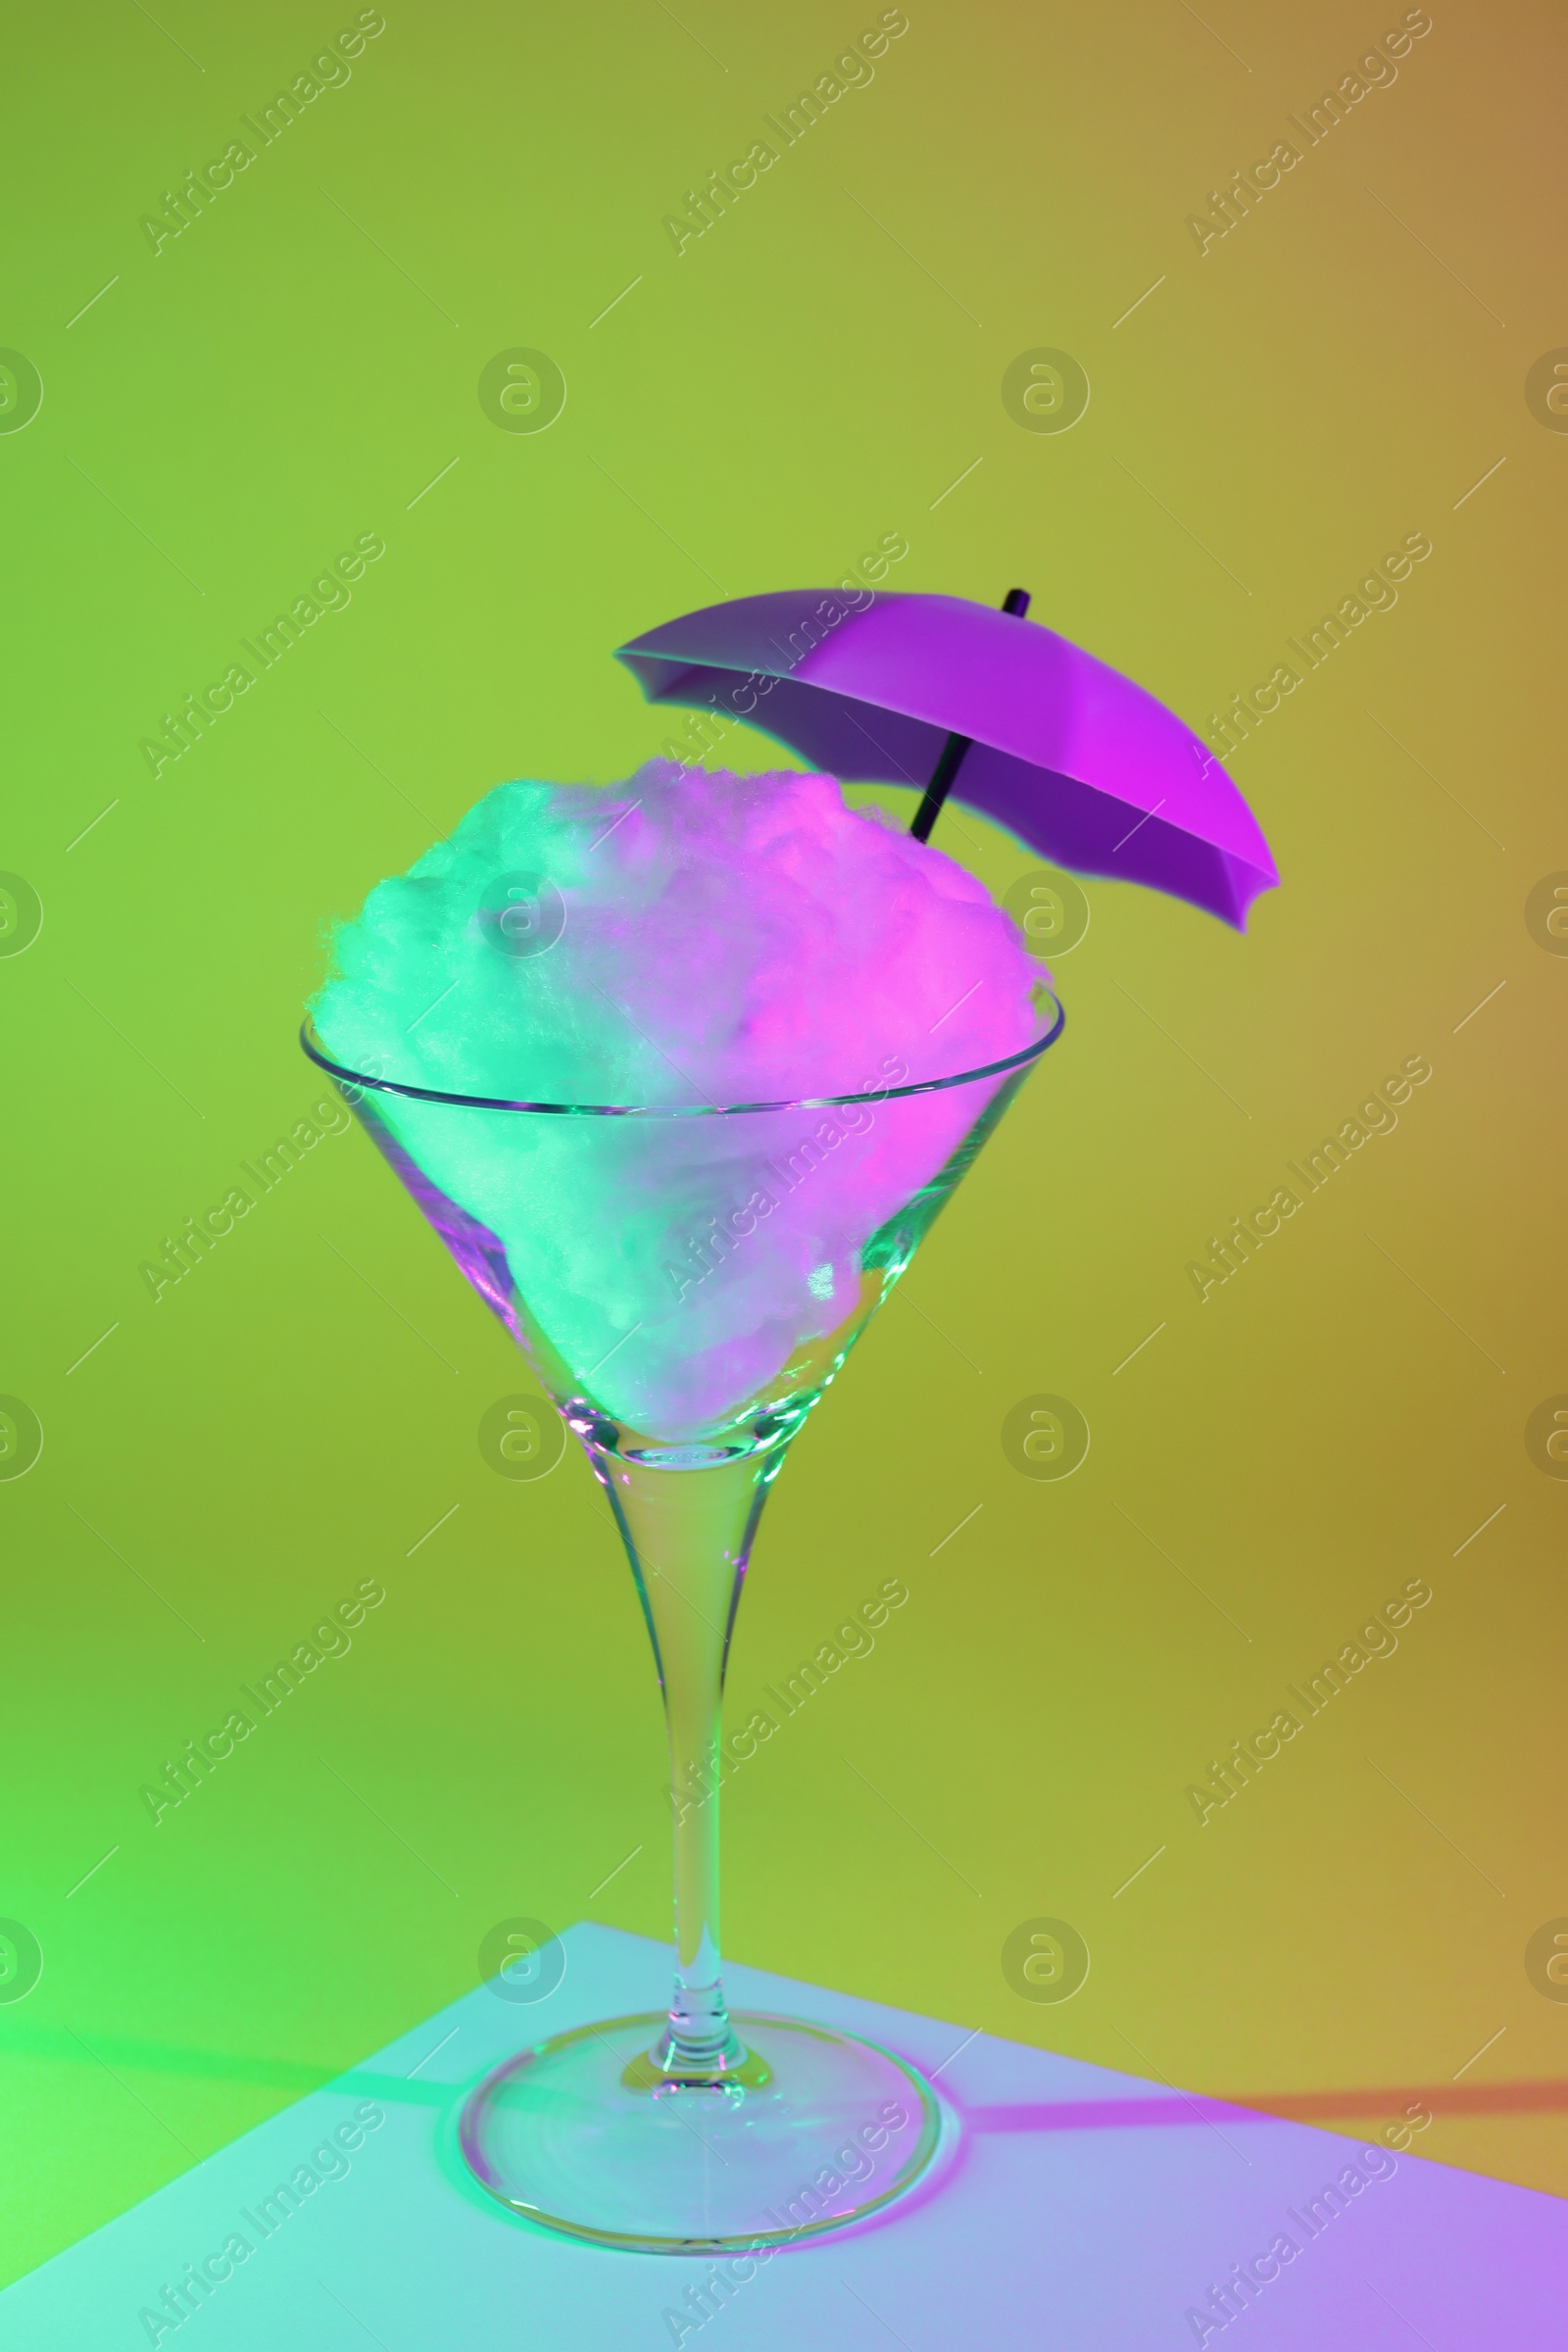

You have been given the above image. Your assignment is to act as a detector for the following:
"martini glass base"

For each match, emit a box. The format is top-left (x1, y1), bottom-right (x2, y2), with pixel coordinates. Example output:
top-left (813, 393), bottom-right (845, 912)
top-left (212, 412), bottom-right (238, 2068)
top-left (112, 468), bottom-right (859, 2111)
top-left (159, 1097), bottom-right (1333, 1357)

top-left (459, 2011), bottom-right (942, 2252)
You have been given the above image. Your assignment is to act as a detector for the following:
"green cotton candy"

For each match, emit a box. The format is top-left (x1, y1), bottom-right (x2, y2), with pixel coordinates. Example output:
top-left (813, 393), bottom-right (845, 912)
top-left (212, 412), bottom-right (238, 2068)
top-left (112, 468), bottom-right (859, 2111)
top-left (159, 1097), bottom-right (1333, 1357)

top-left (312, 761), bottom-right (1037, 1436)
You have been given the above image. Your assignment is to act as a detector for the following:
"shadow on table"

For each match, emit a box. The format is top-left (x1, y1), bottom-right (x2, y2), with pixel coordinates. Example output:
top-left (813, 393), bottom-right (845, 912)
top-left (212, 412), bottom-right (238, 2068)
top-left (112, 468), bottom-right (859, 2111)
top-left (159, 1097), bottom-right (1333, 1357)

top-left (960, 2079), bottom-right (1568, 2133)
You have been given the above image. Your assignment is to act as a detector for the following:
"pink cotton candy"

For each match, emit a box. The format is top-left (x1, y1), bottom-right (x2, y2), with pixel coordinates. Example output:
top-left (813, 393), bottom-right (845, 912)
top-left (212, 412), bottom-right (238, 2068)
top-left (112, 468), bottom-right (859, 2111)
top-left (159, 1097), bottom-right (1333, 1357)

top-left (313, 761), bottom-right (1041, 1436)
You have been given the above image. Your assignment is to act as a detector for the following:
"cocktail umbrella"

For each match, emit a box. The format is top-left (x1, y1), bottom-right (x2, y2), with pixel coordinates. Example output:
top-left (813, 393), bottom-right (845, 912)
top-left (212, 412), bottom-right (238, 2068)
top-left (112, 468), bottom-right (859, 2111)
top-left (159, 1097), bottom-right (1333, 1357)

top-left (616, 588), bottom-right (1278, 927)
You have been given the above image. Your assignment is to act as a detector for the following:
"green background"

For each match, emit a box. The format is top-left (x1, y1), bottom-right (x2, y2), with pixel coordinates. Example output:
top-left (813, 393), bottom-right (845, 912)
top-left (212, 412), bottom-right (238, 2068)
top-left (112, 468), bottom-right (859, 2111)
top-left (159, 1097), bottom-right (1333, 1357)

top-left (3, 0), bottom-right (1564, 2284)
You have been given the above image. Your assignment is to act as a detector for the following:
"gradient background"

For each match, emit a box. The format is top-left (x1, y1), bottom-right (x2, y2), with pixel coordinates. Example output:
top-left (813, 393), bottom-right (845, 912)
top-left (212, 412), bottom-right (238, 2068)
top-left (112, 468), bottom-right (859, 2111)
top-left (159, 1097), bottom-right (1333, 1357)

top-left (2, 0), bottom-right (1564, 2288)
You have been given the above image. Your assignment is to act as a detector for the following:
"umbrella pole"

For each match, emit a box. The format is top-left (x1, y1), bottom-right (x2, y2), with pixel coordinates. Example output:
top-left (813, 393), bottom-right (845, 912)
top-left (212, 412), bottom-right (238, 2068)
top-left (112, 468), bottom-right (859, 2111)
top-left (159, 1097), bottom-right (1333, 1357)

top-left (908, 587), bottom-right (1031, 843)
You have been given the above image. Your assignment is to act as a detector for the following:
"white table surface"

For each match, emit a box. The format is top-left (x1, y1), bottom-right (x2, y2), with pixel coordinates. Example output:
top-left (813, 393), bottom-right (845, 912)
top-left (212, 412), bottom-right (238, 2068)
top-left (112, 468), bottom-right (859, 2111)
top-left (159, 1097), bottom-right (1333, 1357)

top-left (4, 1922), bottom-right (1561, 2349)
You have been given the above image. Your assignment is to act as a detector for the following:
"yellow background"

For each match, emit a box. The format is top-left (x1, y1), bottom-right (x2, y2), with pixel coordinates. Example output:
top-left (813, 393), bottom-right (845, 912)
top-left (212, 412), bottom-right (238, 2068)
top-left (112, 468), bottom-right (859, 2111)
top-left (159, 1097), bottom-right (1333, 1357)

top-left (1, 0), bottom-right (1563, 2279)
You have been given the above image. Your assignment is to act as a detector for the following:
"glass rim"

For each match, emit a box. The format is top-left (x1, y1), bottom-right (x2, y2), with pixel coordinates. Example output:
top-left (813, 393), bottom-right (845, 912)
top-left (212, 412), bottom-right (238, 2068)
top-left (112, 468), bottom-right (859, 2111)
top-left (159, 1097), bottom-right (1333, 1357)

top-left (298, 992), bottom-right (1064, 1119)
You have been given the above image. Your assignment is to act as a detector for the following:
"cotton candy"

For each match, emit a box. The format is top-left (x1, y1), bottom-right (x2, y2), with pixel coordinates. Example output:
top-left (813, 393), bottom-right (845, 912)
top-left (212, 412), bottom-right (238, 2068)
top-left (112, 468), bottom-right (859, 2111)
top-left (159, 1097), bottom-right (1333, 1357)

top-left (312, 762), bottom-right (1039, 1437)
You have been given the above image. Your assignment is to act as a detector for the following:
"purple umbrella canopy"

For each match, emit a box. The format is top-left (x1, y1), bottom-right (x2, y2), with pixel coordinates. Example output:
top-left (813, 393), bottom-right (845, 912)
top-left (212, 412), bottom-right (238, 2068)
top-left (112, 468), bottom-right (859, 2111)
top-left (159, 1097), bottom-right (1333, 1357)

top-left (615, 589), bottom-right (1279, 927)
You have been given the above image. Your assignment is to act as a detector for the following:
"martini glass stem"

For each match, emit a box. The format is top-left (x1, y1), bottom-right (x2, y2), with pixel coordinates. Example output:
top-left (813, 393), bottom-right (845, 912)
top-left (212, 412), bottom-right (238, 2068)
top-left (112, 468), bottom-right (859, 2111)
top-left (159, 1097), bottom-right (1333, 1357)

top-left (594, 1445), bottom-right (787, 2076)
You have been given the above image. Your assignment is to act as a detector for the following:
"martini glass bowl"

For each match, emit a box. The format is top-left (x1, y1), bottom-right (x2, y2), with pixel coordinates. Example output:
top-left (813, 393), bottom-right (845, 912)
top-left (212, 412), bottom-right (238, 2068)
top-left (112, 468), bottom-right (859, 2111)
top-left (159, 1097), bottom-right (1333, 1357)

top-left (301, 983), bottom-right (1062, 2253)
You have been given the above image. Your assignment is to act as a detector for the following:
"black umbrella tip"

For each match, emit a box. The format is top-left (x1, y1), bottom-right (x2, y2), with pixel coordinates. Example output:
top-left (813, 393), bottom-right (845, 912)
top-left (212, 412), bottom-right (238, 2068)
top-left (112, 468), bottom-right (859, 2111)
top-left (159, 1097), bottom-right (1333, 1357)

top-left (1002, 587), bottom-right (1031, 617)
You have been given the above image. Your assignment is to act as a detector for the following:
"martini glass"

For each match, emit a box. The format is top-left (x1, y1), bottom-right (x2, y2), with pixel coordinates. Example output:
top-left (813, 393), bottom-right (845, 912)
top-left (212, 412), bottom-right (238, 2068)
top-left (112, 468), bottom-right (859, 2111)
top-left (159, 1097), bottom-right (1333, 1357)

top-left (301, 984), bottom-right (1062, 2252)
